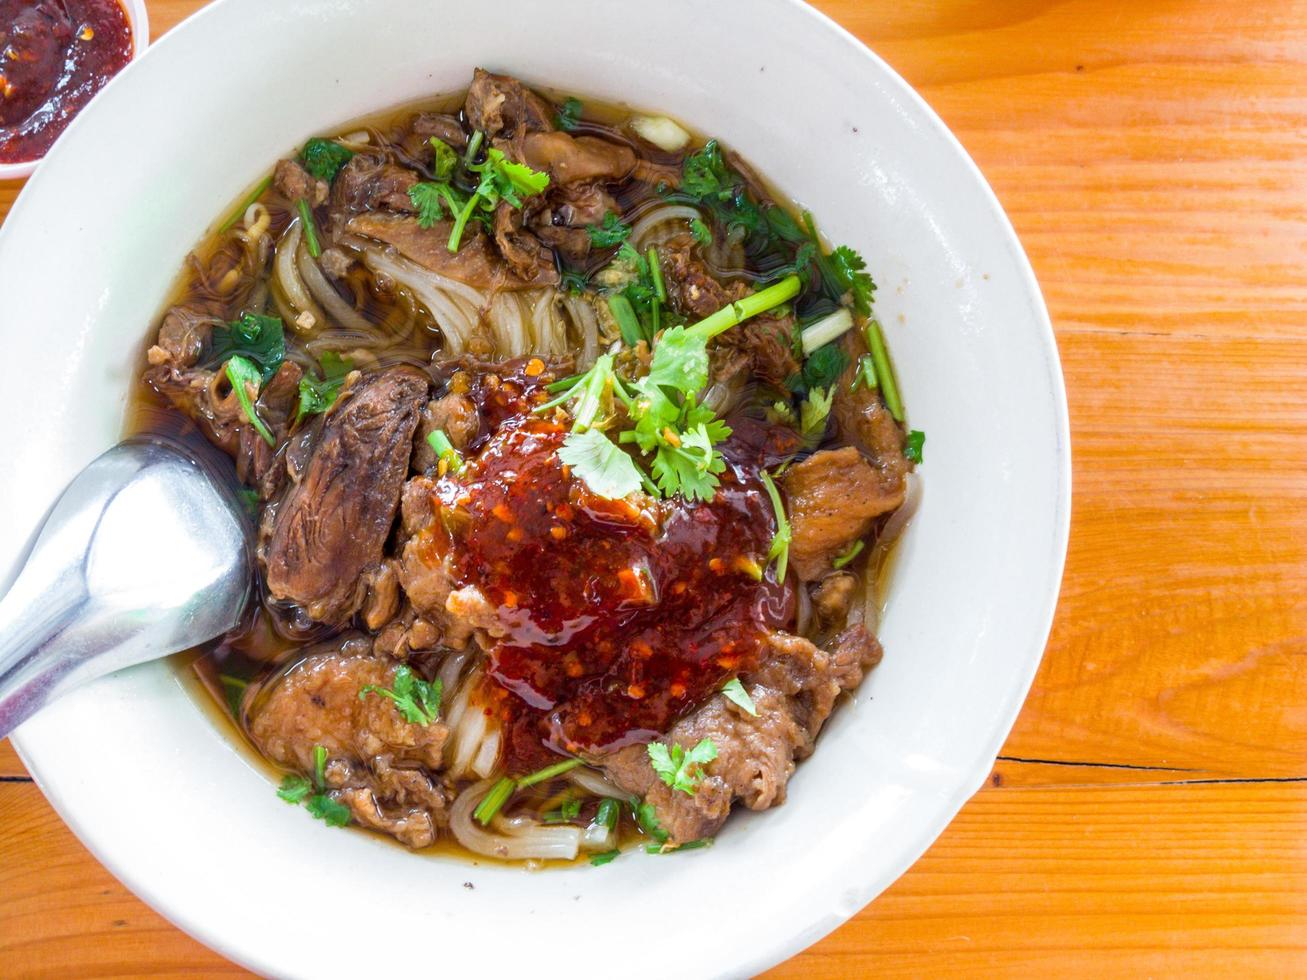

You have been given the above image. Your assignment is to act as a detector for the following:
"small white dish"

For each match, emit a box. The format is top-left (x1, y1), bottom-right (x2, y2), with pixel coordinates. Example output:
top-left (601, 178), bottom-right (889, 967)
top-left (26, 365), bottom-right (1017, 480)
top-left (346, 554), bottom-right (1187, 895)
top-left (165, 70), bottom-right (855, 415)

top-left (0, 0), bottom-right (149, 181)
top-left (0, 0), bottom-right (1070, 976)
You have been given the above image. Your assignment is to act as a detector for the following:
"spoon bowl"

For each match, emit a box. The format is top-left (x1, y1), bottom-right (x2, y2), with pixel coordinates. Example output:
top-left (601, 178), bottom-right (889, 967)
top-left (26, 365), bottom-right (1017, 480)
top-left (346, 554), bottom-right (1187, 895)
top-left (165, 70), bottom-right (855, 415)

top-left (0, 438), bottom-right (253, 737)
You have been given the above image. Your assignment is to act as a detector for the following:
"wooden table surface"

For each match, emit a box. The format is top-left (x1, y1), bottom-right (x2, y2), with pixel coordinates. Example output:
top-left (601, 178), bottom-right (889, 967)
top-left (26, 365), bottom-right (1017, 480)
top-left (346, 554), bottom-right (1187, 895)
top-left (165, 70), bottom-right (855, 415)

top-left (3, 0), bottom-right (1306, 975)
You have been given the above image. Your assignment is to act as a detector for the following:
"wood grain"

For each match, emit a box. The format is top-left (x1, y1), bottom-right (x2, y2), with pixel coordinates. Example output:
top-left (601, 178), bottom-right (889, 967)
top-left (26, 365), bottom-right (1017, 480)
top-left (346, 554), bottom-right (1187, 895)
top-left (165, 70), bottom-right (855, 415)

top-left (2, 0), bottom-right (1306, 975)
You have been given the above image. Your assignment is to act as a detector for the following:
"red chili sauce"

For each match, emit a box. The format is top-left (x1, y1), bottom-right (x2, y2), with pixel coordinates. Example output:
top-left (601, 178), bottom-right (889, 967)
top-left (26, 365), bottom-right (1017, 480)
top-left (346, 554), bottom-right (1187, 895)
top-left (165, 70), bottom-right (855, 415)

top-left (0, 0), bottom-right (133, 165)
top-left (421, 360), bottom-right (795, 772)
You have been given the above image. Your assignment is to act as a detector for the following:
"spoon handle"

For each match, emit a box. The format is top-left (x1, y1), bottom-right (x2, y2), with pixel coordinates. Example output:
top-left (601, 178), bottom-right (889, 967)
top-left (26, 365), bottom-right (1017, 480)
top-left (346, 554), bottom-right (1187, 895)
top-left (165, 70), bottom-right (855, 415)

top-left (0, 549), bottom-right (86, 737)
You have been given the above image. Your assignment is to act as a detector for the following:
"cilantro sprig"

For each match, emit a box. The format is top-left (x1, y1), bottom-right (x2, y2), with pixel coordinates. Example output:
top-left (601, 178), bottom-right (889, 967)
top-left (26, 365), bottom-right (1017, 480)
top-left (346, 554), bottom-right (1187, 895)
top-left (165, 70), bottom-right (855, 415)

top-left (277, 744), bottom-right (351, 827)
top-left (209, 312), bottom-right (285, 382)
top-left (759, 470), bottom-right (791, 581)
top-left (295, 351), bottom-right (352, 424)
top-left (358, 665), bottom-right (442, 726)
top-left (225, 355), bottom-right (275, 447)
top-left (647, 738), bottom-right (717, 795)
top-left (448, 144), bottom-right (550, 252)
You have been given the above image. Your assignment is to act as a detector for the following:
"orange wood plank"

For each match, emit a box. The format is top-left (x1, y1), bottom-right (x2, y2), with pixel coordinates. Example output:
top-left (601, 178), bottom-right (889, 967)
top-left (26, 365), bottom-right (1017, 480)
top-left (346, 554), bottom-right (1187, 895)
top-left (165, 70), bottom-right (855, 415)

top-left (0, 738), bottom-right (23, 778)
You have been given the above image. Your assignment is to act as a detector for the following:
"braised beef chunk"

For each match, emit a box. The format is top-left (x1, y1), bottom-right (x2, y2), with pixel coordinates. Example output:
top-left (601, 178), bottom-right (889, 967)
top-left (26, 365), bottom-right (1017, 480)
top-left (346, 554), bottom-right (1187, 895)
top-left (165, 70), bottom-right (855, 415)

top-left (413, 393), bottom-right (479, 473)
top-left (347, 212), bottom-right (548, 291)
top-left (781, 446), bottom-right (905, 580)
top-left (274, 158), bottom-right (327, 207)
top-left (520, 131), bottom-right (638, 185)
top-left (834, 330), bottom-right (912, 486)
top-left (600, 630), bottom-right (867, 844)
top-left (660, 234), bottom-right (749, 318)
top-left (411, 111), bottom-right (468, 150)
top-left (247, 640), bottom-right (450, 848)
top-left (464, 67), bottom-right (555, 142)
top-left (329, 153), bottom-right (418, 219)
top-left (492, 201), bottom-right (560, 285)
top-left (264, 367), bottom-right (428, 624)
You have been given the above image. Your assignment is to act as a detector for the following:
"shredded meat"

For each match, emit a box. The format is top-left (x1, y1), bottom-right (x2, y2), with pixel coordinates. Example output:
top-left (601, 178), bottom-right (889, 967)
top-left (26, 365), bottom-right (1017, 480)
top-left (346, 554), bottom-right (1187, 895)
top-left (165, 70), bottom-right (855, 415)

top-left (599, 630), bottom-right (871, 844)
top-left (247, 641), bottom-right (450, 848)
top-left (347, 212), bottom-right (549, 291)
top-left (781, 446), bottom-right (905, 580)
top-left (330, 153), bottom-right (418, 220)
top-left (411, 111), bottom-right (468, 150)
top-left (811, 572), bottom-right (857, 632)
top-left (464, 67), bottom-right (555, 143)
top-left (492, 202), bottom-right (560, 285)
top-left (274, 158), bottom-right (327, 208)
top-left (413, 393), bottom-right (479, 473)
top-left (660, 234), bottom-right (749, 318)
top-left (263, 368), bottom-right (428, 624)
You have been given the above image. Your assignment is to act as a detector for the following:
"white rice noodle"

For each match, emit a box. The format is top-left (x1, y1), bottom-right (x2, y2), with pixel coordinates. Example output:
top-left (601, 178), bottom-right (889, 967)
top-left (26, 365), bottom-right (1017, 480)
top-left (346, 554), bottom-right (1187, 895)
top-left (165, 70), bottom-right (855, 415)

top-left (240, 202), bottom-right (271, 246)
top-left (563, 295), bottom-right (600, 367)
top-left (859, 472), bottom-right (922, 632)
top-left (630, 204), bottom-right (705, 252)
top-left (472, 730), bottom-right (502, 779)
top-left (450, 780), bottom-right (582, 861)
top-left (272, 220), bottom-right (324, 333)
top-left (437, 648), bottom-right (474, 700)
top-left (296, 242), bottom-right (375, 333)
top-left (565, 765), bottom-right (629, 800)
top-left (528, 289), bottom-right (569, 357)
top-left (443, 666), bottom-right (500, 780)
top-left (795, 579), bottom-right (813, 636)
top-left (357, 245), bottom-right (483, 355)
top-left (581, 820), bottom-right (615, 853)
top-left (702, 368), bottom-right (746, 416)
top-left (488, 291), bottom-right (529, 357)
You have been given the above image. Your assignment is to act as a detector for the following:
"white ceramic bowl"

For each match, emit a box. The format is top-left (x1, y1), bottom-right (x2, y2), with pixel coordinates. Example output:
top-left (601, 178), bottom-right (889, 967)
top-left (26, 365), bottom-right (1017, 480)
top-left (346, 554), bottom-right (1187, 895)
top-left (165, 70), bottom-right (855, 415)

top-left (0, 0), bottom-right (1070, 975)
top-left (0, 0), bottom-right (149, 180)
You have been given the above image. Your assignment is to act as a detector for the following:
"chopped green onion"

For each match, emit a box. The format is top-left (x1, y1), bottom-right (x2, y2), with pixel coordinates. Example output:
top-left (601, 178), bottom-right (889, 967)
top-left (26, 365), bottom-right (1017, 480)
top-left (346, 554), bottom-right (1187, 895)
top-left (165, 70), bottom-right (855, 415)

top-left (596, 798), bottom-right (619, 831)
top-left (759, 470), bottom-right (791, 581)
top-left (851, 354), bottom-right (879, 392)
top-left (590, 848), bottom-right (621, 866)
top-left (800, 308), bottom-right (855, 355)
top-left (608, 294), bottom-right (643, 346)
top-left (463, 129), bottom-right (484, 167)
top-left (473, 777), bottom-right (516, 825)
top-left (219, 174), bottom-right (273, 233)
top-left (685, 275), bottom-right (801, 341)
top-left (832, 539), bottom-right (865, 570)
top-left (647, 246), bottom-right (667, 303)
top-left (426, 429), bottom-right (464, 474)
top-left (313, 744), bottom-right (328, 789)
top-left (297, 199), bottom-right (322, 258)
top-left (516, 757), bottom-right (584, 789)
top-left (646, 837), bottom-right (713, 854)
top-left (864, 318), bottom-right (904, 421)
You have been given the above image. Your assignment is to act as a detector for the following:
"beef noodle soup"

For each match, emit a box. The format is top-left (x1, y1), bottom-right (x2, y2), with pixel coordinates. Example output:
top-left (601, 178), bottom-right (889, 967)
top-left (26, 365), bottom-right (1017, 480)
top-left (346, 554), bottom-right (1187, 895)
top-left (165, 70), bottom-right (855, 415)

top-left (130, 69), bottom-right (920, 865)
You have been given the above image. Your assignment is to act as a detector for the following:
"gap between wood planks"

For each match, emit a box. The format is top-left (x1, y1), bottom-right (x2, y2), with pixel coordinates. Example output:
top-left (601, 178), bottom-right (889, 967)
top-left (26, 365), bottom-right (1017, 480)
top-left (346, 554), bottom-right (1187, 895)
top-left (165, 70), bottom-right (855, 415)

top-left (996, 755), bottom-right (1307, 787)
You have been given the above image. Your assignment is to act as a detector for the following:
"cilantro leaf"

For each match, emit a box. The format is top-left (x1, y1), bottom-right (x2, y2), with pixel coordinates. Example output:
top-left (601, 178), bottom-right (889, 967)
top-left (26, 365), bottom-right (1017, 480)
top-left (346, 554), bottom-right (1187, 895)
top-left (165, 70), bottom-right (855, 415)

top-left (359, 665), bottom-right (442, 726)
top-left (447, 144), bottom-right (550, 250)
top-left (648, 420), bottom-right (728, 503)
top-left (799, 386), bottom-right (833, 444)
top-left (295, 352), bottom-right (352, 424)
top-left (638, 325), bottom-right (710, 398)
top-left (558, 429), bottom-right (644, 499)
top-left (225, 355), bottom-right (275, 446)
top-left (801, 343), bottom-right (848, 391)
top-left (828, 244), bottom-right (875, 315)
top-left (555, 96), bottom-right (583, 131)
top-left (721, 678), bottom-right (758, 716)
top-left (904, 429), bottom-right (925, 464)
top-left (277, 773), bottom-right (312, 804)
top-left (429, 137), bottom-right (458, 181)
top-left (647, 738), bottom-right (717, 795)
top-left (690, 217), bottom-right (713, 246)
top-left (588, 211), bottom-right (632, 248)
top-left (300, 138), bottom-right (354, 183)
top-left (209, 312), bottom-right (285, 382)
top-left (305, 793), bottom-right (352, 827)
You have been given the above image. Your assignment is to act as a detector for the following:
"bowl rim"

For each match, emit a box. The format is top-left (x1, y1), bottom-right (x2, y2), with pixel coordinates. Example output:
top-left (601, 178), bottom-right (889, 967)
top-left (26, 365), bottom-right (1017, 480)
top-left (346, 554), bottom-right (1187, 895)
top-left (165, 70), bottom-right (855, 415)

top-left (0, 0), bottom-right (150, 181)
top-left (4, 0), bottom-right (1072, 974)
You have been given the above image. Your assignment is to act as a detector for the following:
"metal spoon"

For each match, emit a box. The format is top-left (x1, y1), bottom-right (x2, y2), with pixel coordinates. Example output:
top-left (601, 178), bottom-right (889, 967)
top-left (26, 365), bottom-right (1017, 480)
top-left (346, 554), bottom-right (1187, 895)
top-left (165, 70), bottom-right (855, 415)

top-left (0, 437), bottom-right (253, 739)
